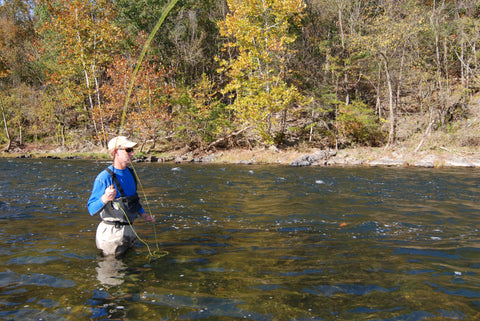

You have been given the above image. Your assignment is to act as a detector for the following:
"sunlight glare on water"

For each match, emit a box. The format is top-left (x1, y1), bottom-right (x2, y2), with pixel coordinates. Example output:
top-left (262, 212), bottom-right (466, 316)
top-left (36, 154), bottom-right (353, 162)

top-left (0, 158), bottom-right (480, 320)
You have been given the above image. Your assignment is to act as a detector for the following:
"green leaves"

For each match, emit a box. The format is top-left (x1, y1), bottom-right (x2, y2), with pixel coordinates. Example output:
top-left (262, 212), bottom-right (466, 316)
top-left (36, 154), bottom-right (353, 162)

top-left (337, 100), bottom-right (384, 146)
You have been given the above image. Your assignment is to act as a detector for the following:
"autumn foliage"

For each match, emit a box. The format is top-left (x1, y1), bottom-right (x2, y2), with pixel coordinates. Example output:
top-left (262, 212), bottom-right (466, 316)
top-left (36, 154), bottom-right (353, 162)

top-left (1, 0), bottom-right (480, 153)
top-left (102, 53), bottom-right (174, 151)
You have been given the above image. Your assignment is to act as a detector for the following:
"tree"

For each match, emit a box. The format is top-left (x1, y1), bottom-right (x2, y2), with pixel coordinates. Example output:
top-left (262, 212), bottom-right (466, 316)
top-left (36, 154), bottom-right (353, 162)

top-left (114, 0), bottom-right (227, 86)
top-left (0, 0), bottom-right (41, 150)
top-left (37, 0), bottom-right (124, 146)
top-left (336, 99), bottom-right (384, 146)
top-left (181, 73), bottom-right (232, 148)
top-left (451, 0), bottom-right (480, 93)
top-left (0, 0), bottom-right (37, 86)
top-left (217, 0), bottom-right (308, 145)
top-left (102, 51), bottom-right (175, 150)
top-left (350, 0), bottom-right (426, 147)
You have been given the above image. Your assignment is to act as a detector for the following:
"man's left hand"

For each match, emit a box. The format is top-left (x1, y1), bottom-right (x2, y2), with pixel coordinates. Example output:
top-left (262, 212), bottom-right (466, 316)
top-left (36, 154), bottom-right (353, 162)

top-left (141, 213), bottom-right (156, 223)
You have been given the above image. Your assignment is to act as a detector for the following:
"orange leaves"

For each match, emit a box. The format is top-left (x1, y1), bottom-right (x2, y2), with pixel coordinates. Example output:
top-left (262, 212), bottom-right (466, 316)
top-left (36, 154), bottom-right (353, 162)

top-left (102, 55), bottom-right (174, 142)
top-left (37, 0), bottom-right (129, 144)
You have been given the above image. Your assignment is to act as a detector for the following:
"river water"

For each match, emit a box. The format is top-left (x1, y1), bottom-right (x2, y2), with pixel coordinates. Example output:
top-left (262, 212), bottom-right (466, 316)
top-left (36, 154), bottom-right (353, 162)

top-left (0, 158), bottom-right (479, 320)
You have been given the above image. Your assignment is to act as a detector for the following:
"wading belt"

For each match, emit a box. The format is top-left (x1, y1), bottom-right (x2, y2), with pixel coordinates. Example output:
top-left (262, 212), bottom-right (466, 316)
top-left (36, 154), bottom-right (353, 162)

top-left (103, 220), bottom-right (131, 228)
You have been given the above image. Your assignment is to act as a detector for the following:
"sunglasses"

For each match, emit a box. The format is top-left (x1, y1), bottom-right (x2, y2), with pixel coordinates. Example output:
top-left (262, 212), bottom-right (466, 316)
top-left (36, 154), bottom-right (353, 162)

top-left (118, 147), bottom-right (134, 153)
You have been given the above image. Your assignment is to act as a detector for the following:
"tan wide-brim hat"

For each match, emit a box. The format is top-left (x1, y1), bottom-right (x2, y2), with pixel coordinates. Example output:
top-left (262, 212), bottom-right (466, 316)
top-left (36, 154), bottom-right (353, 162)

top-left (107, 136), bottom-right (137, 150)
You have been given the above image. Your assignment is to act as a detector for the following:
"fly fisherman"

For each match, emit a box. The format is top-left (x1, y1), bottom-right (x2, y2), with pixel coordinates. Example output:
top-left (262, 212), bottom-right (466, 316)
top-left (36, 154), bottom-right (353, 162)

top-left (88, 136), bottom-right (155, 258)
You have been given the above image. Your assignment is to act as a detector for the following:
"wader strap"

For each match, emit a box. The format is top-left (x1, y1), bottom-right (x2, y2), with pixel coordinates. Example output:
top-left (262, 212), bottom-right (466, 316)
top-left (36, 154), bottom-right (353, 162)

top-left (105, 167), bottom-right (137, 197)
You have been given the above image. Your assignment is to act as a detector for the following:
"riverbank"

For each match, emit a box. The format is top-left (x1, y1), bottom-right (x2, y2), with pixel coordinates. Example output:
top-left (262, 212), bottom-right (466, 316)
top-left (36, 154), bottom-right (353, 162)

top-left (174, 145), bottom-right (480, 168)
top-left (3, 141), bottom-right (480, 168)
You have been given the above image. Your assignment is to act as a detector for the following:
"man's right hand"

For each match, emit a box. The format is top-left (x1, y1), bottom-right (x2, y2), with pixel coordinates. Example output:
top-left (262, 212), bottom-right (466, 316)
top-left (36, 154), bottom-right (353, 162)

top-left (101, 184), bottom-right (116, 204)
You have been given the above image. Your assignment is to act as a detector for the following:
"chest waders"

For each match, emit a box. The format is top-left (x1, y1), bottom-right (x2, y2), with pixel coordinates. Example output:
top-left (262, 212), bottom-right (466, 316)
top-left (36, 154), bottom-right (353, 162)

top-left (96, 167), bottom-right (142, 257)
top-left (100, 167), bottom-right (142, 225)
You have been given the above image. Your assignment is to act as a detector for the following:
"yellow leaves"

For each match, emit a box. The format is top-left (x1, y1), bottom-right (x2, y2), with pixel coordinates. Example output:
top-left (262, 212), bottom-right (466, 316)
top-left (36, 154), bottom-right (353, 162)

top-left (219, 0), bottom-right (306, 79)
top-left (217, 0), bottom-right (307, 142)
top-left (40, 0), bottom-right (123, 68)
top-left (189, 74), bottom-right (216, 118)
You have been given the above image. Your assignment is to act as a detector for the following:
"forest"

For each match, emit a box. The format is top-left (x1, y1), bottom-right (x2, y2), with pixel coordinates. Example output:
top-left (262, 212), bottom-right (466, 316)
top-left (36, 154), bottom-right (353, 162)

top-left (1, 0), bottom-right (480, 155)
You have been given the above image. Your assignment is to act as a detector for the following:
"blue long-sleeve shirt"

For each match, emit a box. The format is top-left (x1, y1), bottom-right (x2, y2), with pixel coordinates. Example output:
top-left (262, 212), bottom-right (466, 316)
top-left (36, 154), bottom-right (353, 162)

top-left (87, 165), bottom-right (145, 216)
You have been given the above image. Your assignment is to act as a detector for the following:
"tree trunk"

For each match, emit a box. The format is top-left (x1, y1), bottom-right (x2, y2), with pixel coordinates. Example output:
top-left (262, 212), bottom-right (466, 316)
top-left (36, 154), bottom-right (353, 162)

top-left (75, 8), bottom-right (99, 144)
top-left (1, 106), bottom-right (11, 152)
top-left (396, 49), bottom-right (405, 112)
top-left (414, 116), bottom-right (435, 153)
top-left (376, 62), bottom-right (382, 118)
top-left (206, 126), bottom-right (251, 150)
top-left (381, 53), bottom-right (395, 148)
top-left (337, 1), bottom-right (349, 105)
top-left (61, 125), bottom-right (65, 147)
top-left (92, 37), bottom-right (106, 148)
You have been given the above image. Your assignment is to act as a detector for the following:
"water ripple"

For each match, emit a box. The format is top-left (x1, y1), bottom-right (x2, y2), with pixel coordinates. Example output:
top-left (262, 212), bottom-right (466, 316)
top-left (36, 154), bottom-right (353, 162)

top-left (0, 270), bottom-right (76, 288)
top-left (303, 284), bottom-right (396, 297)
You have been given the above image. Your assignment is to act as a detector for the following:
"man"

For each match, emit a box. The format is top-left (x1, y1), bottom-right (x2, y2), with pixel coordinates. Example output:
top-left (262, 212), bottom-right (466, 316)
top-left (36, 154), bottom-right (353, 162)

top-left (88, 136), bottom-right (155, 258)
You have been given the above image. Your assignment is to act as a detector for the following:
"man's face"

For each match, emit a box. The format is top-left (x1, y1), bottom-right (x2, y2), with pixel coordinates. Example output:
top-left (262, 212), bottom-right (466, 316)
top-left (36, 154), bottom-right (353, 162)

top-left (115, 147), bottom-right (134, 166)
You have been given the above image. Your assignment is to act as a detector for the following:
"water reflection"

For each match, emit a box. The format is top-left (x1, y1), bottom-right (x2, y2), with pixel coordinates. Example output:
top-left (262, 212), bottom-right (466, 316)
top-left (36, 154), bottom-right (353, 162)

top-left (96, 255), bottom-right (126, 286)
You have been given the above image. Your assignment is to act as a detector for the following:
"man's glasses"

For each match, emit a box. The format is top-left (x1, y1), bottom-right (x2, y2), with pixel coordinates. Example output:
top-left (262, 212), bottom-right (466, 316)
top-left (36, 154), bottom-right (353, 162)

top-left (118, 147), bottom-right (134, 153)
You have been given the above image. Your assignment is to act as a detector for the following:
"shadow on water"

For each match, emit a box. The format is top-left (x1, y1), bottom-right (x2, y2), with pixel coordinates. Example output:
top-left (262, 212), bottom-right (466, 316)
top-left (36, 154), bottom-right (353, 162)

top-left (0, 159), bottom-right (480, 320)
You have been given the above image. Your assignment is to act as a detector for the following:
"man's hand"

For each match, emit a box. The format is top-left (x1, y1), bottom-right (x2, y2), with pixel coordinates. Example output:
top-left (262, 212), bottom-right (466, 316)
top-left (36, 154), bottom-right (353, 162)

top-left (142, 213), bottom-right (156, 223)
top-left (101, 184), bottom-right (116, 204)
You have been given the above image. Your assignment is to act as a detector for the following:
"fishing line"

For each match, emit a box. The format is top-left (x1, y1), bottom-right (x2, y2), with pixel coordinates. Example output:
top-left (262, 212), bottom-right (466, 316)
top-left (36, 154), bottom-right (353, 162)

top-left (129, 160), bottom-right (168, 259)
top-left (119, 0), bottom-right (180, 134)
top-left (117, 202), bottom-right (168, 260)
top-left (129, 161), bottom-right (161, 249)
top-left (114, 0), bottom-right (180, 258)
top-left (112, 139), bottom-right (167, 259)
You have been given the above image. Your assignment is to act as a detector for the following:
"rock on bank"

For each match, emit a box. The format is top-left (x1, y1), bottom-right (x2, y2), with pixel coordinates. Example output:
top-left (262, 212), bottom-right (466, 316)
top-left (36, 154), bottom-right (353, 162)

top-left (290, 148), bottom-right (480, 168)
top-left (135, 147), bottom-right (480, 168)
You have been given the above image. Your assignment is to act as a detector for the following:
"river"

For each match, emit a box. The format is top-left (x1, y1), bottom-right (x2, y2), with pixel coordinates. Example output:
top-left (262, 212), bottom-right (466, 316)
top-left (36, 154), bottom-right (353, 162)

top-left (0, 158), bottom-right (479, 320)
